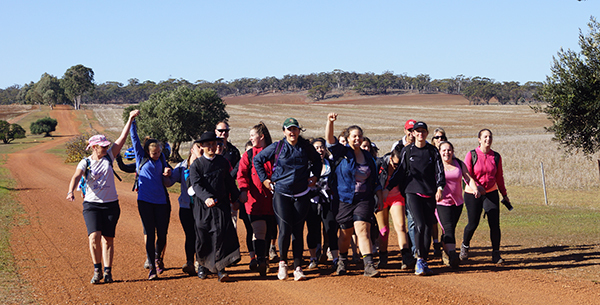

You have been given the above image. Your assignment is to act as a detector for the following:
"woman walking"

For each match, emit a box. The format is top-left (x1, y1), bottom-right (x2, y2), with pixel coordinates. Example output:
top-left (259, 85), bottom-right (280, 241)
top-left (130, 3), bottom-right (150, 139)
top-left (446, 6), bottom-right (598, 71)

top-left (387, 121), bottom-right (445, 276)
top-left (436, 141), bottom-right (480, 268)
top-left (237, 122), bottom-right (277, 277)
top-left (460, 129), bottom-right (511, 264)
top-left (130, 115), bottom-right (173, 280)
top-left (325, 113), bottom-right (383, 277)
top-left (254, 118), bottom-right (322, 281)
top-left (66, 110), bottom-right (138, 284)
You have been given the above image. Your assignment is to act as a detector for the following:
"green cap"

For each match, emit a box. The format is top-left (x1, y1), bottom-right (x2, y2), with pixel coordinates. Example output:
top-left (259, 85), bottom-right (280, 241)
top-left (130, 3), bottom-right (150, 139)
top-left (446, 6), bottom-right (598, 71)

top-left (283, 117), bottom-right (300, 129)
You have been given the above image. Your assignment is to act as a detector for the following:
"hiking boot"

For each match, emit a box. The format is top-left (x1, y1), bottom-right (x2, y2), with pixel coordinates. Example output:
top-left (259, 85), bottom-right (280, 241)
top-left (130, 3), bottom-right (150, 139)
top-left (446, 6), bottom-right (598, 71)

top-left (376, 252), bottom-right (388, 269)
top-left (155, 259), bottom-right (164, 274)
top-left (449, 251), bottom-right (460, 269)
top-left (143, 258), bottom-right (151, 269)
top-left (90, 269), bottom-right (103, 284)
top-left (182, 262), bottom-right (196, 275)
top-left (293, 266), bottom-right (307, 281)
top-left (148, 268), bottom-right (158, 280)
top-left (257, 259), bottom-right (268, 276)
top-left (197, 266), bottom-right (208, 279)
top-left (459, 243), bottom-right (469, 261)
top-left (442, 250), bottom-right (451, 267)
top-left (103, 272), bottom-right (113, 283)
top-left (492, 251), bottom-right (504, 264)
top-left (277, 261), bottom-right (288, 280)
top-left (269, 245), bottom-right (279, 262)
top-left (218, 270), bottom-right (230, 282)
top-left (307, 258), bottom-right (318, 270)
top-left (249, 258), bottom-right (258, 271)
top-left (363, 263), bottom-right (379, 277)
top-left (401, 249), bottom-right (416, 270)
top-left (433, 242), bottom-right (442, 258)
top-left (335, 259), bottom-right (347, 275)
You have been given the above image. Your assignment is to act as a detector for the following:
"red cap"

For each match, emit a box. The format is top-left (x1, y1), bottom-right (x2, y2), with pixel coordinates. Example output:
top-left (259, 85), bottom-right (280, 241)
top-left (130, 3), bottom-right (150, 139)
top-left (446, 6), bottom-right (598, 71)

top-left (404, 119), bottom-right (416, 130)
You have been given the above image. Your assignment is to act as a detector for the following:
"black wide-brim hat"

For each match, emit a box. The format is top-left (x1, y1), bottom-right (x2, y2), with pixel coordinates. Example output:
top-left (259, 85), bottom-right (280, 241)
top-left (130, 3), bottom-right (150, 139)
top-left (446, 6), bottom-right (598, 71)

top-left (195, 131), bottom-right (218, 144)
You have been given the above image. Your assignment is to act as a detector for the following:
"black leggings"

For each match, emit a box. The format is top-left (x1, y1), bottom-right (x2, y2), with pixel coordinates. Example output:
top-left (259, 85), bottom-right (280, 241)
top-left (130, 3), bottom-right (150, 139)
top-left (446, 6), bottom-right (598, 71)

top-left (462, 190), bottom-right (501, 251)
top-left (306, 202), bottom-right (339, 251)
top-left (179, 207), bottom-right (196, 263)
top-left (273, 192), bottom-right (309, 268)
top-left (239, 203), bottom-right (254, 253)
top-left (436, 204), bottom-right (463, 246)
top-left (138, 200), bottom-right (171, 267)
top-left (405, 193), bottom-right (436, 260)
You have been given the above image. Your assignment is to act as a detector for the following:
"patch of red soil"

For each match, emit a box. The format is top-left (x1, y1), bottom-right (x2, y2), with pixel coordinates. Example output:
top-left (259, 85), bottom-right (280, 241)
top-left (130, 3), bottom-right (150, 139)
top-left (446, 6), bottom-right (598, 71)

top-left (5, 103), bottom-right (598, 304)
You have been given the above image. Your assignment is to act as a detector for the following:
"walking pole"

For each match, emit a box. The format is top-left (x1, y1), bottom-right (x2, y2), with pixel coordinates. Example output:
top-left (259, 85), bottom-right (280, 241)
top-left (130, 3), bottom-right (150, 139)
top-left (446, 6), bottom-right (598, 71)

top-left (541, 162), bottom-right (548, 206)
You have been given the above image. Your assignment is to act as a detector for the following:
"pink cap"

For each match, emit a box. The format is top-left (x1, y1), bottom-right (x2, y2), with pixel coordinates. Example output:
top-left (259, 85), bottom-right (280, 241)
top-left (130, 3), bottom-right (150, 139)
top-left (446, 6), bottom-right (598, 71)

top-left (404, 119), bottom-right (416, 130)
top-left (86, 134), bottom-right (111, 150)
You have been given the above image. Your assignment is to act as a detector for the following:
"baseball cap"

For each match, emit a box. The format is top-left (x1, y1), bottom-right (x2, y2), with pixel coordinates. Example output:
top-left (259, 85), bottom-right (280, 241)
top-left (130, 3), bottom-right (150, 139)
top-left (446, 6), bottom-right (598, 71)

top-left (404, 119), bottom-right (416, 130)
top-left (413, 121), bottom-right (428, 131)
top-left (283, 118), bottom-right (300, 129)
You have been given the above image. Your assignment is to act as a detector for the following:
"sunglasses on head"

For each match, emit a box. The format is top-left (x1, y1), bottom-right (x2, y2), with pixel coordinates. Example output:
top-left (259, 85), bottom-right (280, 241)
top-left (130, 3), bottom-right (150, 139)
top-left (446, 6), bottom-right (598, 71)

top-left (217, 129), bottom-right (230, 133)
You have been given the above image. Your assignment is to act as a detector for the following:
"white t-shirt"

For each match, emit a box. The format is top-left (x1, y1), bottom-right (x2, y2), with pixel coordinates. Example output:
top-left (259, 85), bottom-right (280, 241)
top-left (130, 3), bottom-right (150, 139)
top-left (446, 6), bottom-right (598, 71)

top-left (77, 149), bottom-right (118, 203)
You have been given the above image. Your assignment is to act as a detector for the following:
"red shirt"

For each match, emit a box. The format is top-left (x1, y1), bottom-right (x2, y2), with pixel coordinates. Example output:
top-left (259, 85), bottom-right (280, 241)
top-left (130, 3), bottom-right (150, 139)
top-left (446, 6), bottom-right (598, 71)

top-left (236, 147), bottom-right (274, 215)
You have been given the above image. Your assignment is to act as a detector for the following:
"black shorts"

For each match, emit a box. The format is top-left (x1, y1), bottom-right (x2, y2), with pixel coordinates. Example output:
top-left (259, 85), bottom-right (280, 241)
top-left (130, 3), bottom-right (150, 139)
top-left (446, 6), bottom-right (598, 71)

top-left (82, 200), bottom-right (121, 237)
top-left (336, 199), bottom-right (374, 230)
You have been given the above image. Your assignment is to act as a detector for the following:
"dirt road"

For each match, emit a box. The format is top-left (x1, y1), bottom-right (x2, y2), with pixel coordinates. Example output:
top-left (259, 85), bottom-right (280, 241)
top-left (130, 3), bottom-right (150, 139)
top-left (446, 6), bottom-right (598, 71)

top-left (6, 105), bottom-right (599, 304)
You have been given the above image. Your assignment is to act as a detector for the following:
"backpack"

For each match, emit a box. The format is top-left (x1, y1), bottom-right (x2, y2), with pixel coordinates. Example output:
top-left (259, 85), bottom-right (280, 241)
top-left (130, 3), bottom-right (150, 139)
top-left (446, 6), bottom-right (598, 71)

top-left (78, 153), bottom-right (122, 197)
top-left (469, 149), bottom-right (500, 171)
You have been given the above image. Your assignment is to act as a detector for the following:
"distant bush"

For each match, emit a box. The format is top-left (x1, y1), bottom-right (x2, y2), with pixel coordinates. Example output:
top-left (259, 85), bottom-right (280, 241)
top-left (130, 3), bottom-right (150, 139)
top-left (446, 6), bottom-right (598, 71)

top-left (30, 117), bottom-right (58, 137)
top-left (0, 120), bottom-right (26, 144)
top-left (65, 131), bottom-right (100, 163)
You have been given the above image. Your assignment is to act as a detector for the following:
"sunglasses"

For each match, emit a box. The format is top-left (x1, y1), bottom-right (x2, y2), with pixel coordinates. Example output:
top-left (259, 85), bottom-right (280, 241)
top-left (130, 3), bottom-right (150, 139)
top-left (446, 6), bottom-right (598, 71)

top-left (216, 129), bottom-right (230, 133)
top-left (217, 142), bottom-right (224, 146)
top-left (433, 136), bottom-right (447, 140)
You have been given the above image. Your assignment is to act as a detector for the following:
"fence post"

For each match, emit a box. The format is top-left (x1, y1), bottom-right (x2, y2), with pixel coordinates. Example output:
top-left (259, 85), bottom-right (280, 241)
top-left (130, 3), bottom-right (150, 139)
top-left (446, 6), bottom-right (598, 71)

top-left (541, 162), bottom-right (548, 206)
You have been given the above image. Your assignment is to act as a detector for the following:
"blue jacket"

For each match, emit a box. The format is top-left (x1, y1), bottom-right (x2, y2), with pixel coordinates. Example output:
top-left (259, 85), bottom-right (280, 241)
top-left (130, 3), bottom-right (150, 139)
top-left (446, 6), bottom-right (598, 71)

top-left (169, 160), bottom-right (192, 209)
top-left (130, 120), bottom-right (169, 204)
top-left (328, 141), bottom-right (381, 204)
top-left (254, 137), bottom-right (322, 196)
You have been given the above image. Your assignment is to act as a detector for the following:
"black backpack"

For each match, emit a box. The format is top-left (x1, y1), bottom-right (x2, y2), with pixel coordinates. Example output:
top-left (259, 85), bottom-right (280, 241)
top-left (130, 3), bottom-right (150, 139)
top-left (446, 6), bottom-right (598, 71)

top-left (469, 149), bottom-right (500, 171)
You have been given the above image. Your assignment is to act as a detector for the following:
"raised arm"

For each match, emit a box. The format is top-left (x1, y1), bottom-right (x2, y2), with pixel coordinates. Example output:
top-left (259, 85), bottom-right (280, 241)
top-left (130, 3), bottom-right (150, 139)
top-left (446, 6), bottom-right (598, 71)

top-left (325, 113), bottom-right (337, 145)
top-left (111, 110), bottom-right (139, 157)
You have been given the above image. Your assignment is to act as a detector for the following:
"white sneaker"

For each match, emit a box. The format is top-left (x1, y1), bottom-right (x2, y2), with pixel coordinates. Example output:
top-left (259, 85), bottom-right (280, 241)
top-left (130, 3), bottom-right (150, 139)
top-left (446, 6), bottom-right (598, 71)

top-left (293, 266), bottom-right (307, 281)
top-left (277, 261), bottom-right (288, 280)
top-left (307, 258), bottom-right (318, 270)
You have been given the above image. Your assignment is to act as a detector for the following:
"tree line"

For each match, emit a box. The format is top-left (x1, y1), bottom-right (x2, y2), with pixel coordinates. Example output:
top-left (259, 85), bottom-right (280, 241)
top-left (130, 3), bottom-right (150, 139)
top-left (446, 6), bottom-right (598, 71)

top-left (0, 68), bottom-right (542, 107)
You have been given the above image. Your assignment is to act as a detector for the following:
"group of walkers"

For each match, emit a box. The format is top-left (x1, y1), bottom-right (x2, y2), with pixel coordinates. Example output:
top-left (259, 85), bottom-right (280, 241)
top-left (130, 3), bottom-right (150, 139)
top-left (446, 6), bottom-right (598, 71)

top-left (66, 109), bottom-right (511, 284)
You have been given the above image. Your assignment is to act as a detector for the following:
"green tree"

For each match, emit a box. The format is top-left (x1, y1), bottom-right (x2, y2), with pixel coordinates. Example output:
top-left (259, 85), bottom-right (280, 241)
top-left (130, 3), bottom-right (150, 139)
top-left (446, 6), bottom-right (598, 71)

top-left (62, 64), bottom-right (94, 110)
top-left (124, 86), bottom-right (229, 162)
top-left (308, 84), bottom-right (331, 100)
top-left (0, 120), bottom-right (26, 143)
top-left (34, 73), bottom-right (67, 106)
top-left (30, 117), bottom-right (58, 137)
top-left (536, 17), bottom-right (600, 155)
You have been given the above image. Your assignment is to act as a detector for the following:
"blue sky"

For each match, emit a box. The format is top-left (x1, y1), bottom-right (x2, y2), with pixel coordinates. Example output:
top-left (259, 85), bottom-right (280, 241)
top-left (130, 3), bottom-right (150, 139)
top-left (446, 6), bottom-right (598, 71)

top-left (1, 1), bottom-right (598, 89)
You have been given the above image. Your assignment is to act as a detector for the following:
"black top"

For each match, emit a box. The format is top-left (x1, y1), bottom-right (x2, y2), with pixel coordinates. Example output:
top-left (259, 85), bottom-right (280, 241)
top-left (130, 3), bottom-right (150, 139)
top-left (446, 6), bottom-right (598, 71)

top-left (387, 143), bottom-right (445, 196)
top-left (189, 155), bottom-right (240, 208)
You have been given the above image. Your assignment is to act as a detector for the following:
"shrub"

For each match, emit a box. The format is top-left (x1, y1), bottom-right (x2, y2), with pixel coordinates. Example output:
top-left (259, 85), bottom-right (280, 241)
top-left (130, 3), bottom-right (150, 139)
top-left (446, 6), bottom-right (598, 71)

top-left (0, 120), bottom-right (26, 144)
top-left (30, 117), bottom-right (58, 137)
top-left (65, 131), bottom-right (100, 163)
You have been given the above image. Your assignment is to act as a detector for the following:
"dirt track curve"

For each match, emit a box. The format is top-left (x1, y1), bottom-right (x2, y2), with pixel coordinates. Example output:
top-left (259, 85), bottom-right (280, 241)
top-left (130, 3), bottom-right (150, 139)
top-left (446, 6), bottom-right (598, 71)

top-left (6, 105), bottom-right (600, 304)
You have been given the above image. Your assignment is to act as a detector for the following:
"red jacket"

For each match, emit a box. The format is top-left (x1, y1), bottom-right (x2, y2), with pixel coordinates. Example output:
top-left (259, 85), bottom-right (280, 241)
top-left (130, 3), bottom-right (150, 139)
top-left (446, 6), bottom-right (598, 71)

top-left (236, 147), bottom-right (274, 215)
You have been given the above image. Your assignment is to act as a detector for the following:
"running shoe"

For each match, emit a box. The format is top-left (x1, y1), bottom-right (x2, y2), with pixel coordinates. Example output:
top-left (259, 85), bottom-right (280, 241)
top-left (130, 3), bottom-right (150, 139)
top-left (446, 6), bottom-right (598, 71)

top-left (363, 263), bottom-right (379, 277)
top-left (269, 245), bottom-right (279, 262)
top-left (442, 251), bottom-right (451, 267)
top-left (155, 259), bottom-right (164, 274)
top-left (335, 259), bottom-right (347, 275)
top-left (459, 243), bottom-right (469, 261)
top-left (218, 270), bottom-right (230, 282)
top-left (293, 266), bottom-right (307, 281)
top-left (148, 268), bottom-right (158, 280)
top-left (103, 272), bottom-right (113, 283)
top-left (307, 258), bottom-right (318, 270)
top-left (415, 259), bottom-right (433, 276)
top-left (143, 258), bottom-right (151, 269)
top-left (182, 262), bottom-right (196, 275)
top-left (249, 258), bottom-right (258, 271)
top-left (277, 261), bottom-right (288, 280)
top-left (492, 251), bottom-right (504, 264)
top-left (90, 269), bottom-right (103, 284)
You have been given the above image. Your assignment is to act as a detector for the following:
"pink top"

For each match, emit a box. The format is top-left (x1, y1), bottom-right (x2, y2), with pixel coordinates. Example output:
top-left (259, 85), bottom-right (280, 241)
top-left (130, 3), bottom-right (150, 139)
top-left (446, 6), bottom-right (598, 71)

top-left (437, 159), bottom-right (464, 206)
top-left (464, 147), bottom-right (507, 197)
